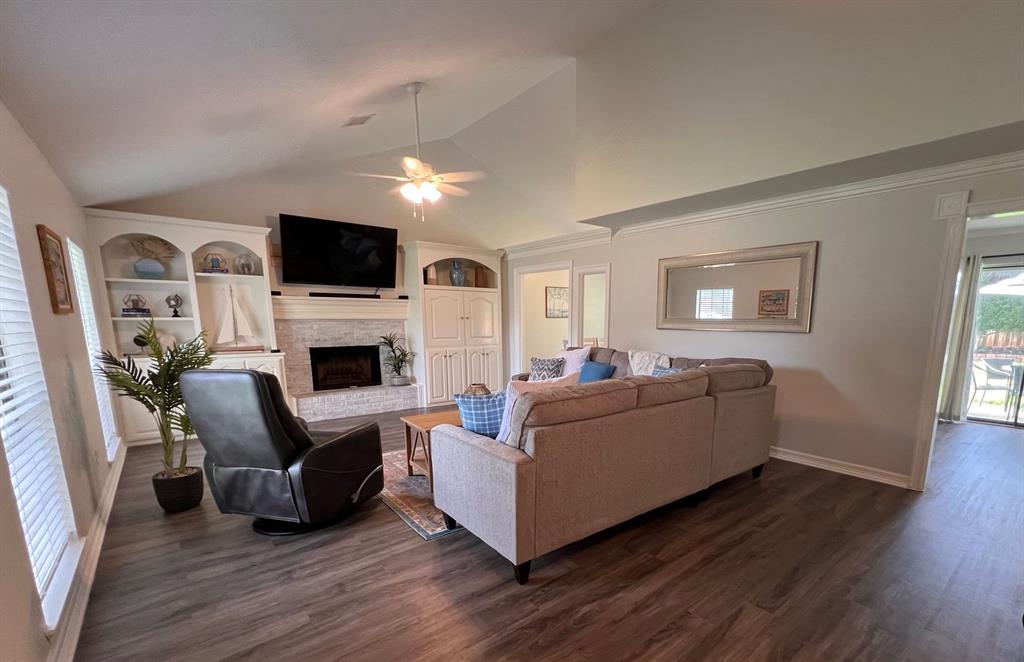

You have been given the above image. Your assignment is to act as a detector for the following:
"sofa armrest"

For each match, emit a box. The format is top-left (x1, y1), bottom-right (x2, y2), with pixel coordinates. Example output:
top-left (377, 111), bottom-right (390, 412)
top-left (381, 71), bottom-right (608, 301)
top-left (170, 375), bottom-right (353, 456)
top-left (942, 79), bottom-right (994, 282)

top-left (431, 424), bottom-right (536, 564)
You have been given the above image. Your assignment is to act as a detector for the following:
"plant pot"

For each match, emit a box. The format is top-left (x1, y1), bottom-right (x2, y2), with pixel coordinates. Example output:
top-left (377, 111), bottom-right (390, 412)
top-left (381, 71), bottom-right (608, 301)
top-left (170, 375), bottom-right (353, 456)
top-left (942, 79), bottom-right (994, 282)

top-left (152, 467), bottom-right (204, 513)
top-left (390, 374), bottom-right (411, 386)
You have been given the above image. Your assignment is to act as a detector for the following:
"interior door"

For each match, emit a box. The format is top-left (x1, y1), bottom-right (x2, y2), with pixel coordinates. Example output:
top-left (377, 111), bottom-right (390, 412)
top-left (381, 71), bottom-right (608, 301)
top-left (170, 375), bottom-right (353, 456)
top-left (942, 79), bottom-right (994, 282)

top-left (424, 290), bottom-right (465, 346)
top-left (464, 291), bottom-right (500, 345)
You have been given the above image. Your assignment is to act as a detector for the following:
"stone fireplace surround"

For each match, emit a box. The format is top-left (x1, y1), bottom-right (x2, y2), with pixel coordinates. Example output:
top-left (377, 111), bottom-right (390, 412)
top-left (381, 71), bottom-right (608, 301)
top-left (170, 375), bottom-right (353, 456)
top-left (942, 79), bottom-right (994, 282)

top-left (273, 302), bottom-right (418, 420)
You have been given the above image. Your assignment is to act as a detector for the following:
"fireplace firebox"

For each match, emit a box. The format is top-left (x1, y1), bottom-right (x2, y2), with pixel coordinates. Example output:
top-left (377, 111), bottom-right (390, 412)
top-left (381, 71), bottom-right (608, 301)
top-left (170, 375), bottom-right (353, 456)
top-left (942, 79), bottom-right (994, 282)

top-left (309, 345), bottom-right (382, 391)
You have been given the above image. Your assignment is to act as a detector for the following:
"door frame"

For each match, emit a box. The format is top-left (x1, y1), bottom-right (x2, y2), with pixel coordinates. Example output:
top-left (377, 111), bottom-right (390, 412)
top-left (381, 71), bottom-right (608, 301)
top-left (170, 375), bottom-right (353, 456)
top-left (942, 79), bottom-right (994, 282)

top-left (570, 262), bottom-right (611, 348)
top-left (913, 194), bottom-right (1024, 491)
top-left (510, 260), bottom-right (573, 375)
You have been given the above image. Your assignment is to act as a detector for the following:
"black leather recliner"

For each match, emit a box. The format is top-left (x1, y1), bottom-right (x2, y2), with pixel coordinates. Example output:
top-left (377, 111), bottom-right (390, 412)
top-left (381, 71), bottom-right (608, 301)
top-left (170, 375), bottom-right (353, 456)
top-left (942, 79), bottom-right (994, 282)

top-left (180, 369), bottom-right (383, 535)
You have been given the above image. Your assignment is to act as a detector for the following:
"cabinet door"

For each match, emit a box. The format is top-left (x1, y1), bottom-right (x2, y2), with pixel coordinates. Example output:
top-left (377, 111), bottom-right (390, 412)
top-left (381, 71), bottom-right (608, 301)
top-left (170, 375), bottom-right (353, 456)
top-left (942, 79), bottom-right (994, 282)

top-left (466, 348), bottom-right (487, 387)
top-left (424, 290), bottom-right (465, 347)
top-left (464, 291), bottom-right (500, 345)
top-left (245, 355), bottom-right (287, 395)
top-left (211, 357), bottom-right (248, 370)
top-left (426, 349), bottom-right (450, 404)
top-left (483, 346), bottom-right (503, 392)
top-left (446, 349), bottom-right (467, 399)
top-left (119, 399), bottom-right (160, 443)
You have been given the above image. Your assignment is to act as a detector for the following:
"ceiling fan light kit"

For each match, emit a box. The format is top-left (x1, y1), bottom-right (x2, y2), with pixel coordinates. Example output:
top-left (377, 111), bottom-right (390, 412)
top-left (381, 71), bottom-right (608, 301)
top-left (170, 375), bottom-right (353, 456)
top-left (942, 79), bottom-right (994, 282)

top-left (349, 81), bottom-right (485, 221)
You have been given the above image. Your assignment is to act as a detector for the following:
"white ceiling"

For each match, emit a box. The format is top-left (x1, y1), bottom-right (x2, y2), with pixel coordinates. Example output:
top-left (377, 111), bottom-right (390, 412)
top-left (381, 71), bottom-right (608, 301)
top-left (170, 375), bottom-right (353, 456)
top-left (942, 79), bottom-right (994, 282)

top-left (0, 0), bottom-right (656, 205)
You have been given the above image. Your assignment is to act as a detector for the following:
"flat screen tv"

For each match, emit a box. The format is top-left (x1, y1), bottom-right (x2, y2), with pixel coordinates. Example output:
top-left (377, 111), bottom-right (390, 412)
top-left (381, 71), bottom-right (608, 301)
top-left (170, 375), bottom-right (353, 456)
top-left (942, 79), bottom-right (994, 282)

top-left (280, 214), bottom-right (398, 289)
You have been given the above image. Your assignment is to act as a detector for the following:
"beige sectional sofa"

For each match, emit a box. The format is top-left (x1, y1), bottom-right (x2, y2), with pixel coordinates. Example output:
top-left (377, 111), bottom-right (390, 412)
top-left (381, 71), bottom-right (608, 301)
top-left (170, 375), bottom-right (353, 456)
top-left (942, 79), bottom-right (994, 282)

top-left (431, 349), bottom-right (776, 584)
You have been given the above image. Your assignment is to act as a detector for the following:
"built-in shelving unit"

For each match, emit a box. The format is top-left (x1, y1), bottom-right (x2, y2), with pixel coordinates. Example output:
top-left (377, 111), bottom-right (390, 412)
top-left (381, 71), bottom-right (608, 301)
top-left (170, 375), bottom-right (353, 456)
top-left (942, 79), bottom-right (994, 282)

top-left (85, 208), bottom-right (288, 446)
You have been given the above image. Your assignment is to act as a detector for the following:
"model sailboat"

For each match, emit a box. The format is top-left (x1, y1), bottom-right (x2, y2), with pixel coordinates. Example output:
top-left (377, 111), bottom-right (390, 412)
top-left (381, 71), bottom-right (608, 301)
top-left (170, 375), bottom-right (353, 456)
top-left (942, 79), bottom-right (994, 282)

top-left (213, 285), bottom-right (263, 352)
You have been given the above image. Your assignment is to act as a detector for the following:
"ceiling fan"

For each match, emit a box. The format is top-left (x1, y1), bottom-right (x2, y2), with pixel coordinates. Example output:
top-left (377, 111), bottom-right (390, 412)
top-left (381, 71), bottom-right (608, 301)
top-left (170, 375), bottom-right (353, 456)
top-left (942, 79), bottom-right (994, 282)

top-left (349, 82), bottom-right (485, 220)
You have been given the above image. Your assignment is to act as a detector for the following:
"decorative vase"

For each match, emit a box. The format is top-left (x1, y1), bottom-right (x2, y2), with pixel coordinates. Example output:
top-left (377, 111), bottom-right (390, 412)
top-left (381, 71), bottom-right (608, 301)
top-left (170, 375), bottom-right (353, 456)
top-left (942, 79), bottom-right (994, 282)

top-left (152, 467), bottom-right (204, 513)
top-left (133, 258), bottom-right (166, 280)
top-left (464, 383), bottom-right (490, 396)
top-left (450, 260), bottom-right (465, 287)
top-left (390, 374), bottom-right (411, 386)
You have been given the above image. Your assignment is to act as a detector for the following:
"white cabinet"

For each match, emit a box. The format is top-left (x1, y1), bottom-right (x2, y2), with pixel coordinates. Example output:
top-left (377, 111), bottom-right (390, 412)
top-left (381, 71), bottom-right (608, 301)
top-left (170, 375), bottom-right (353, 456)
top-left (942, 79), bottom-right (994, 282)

top-left (424, 290), bottom-right (465, 346)
top-left (464, 291), bottom-right (500, 345)
top-left (116, 352), bottom-right (287, 445)
top-left (425, 348), bottom-right (467, 404)
top-left (468, 346), bottom-right (502, 392)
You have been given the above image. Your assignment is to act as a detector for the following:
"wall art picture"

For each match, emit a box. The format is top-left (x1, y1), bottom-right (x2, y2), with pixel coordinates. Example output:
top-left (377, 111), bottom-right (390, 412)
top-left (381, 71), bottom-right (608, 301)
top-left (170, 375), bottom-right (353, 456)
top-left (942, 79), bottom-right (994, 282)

top-left (758, 289), bottom-right (790, 318)
top-left (36, 225), bottom-right (74, 314)
top-left (545, 286), bottom-right (569, 319)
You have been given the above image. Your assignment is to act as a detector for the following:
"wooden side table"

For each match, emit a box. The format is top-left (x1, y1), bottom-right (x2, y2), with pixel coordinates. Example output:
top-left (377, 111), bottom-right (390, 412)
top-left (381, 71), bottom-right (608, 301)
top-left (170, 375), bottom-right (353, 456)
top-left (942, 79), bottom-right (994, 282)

top-left (401, 409), bottom-right (462, 493)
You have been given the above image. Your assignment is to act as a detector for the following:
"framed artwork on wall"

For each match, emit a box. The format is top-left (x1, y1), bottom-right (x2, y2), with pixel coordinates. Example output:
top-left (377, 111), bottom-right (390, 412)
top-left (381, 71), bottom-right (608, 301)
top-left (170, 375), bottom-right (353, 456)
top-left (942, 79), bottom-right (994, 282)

top-left (545, 286), bottom-right (569, 319)
top-left (758, 289), bottom-right (790, 319)
top-left (36, 224), bottom-right (74, 314)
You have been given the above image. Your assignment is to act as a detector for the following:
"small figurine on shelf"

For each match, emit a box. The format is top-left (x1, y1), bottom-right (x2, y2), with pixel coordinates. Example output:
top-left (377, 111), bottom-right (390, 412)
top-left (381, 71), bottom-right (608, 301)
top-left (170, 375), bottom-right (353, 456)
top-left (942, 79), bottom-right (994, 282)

top-left (165, 293), bottom-right (183, 318)
top-left (202, 253), bottom-right (229, 273)
top-left (121, 293), bottom-right (151, 317)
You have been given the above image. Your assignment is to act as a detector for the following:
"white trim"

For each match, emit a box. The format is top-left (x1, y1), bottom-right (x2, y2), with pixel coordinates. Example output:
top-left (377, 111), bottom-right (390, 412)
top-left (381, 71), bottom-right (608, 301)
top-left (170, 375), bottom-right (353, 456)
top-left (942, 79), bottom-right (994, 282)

top-left (83, 208), bottom-right (271, 236)
top-left (616, 150), bottom-right (1024, 237)
top-left (769, 445), bottom-right (910, 489)
top-left (934, 191), bottom-right (970, 221)
top-left (509, 260), bottom-right (573, 375)
top-left (272, 296), bottom-right (409, 321)
top-left (966, 196), bottom-right (1024, 219)
top-left (502, 227), bottom-right (611, 259)
top-left (45, 442), bottom-right (126, 661)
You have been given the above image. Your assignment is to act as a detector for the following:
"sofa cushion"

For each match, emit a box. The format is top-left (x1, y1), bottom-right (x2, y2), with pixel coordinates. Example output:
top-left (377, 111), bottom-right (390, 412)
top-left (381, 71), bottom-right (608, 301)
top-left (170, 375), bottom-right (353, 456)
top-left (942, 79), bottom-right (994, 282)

top-left (528, 357), bottom-right (565, 381)
top-left (503, 380), bottom-right (638, 449)
top-left (453, 391), bottom-right (506, 438)
top-left (670, 357), bottom-right (706, 371)
top-left (701, 357), bottom-right (774, 383)
top-left (624, 369), bottom-right (708, 408)
top-left (702, 364), bottom-right (767, 394)
top-left (585, 347), bottom-right (631, 378)
top-left (496, 372), bottom-right (580, 443)
top-left (579, 360), bottom-right (616, 383)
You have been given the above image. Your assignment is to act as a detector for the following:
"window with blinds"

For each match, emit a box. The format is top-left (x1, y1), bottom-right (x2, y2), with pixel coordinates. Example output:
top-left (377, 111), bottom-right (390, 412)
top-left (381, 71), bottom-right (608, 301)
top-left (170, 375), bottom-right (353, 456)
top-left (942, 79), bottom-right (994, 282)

top-left (695, 288), bottom-right (734, 320)
top-left (0, 186), bottom-right (77, 601)
top-left (67, 240), bottom-right (120, 461)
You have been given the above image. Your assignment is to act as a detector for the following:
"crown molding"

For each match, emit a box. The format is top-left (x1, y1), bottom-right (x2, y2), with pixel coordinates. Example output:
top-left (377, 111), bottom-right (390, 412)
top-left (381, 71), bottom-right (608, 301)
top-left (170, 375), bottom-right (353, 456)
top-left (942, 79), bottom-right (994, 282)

top-left (617, 150), bottom-right (1024, 238)
top-left (502, 227), bottom-right (611, 259)
top-left (84, 208), bottom-right (272, 235)
top-left (272, 295), bottom-right (409, 321)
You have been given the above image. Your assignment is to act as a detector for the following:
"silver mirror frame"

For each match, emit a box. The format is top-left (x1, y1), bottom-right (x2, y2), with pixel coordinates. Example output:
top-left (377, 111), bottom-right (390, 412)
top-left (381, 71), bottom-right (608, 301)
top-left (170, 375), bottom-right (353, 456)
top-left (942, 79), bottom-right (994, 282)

top-left (656, 241), bottom-right (818, 333)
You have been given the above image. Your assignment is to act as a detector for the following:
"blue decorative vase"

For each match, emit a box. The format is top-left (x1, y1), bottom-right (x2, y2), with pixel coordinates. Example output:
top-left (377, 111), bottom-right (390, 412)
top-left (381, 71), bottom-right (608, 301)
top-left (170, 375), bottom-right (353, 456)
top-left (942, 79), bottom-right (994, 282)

top-left (133, 258), bottom-right (166, 280)
top-left (450, 260), bottom-right (465, 287)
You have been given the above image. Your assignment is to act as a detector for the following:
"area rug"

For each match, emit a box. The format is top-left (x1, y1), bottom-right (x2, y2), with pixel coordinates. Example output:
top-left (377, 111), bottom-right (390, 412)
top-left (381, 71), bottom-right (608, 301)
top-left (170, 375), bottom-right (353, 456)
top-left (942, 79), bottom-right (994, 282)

top-left (377, 450), bottom-right (460, 541)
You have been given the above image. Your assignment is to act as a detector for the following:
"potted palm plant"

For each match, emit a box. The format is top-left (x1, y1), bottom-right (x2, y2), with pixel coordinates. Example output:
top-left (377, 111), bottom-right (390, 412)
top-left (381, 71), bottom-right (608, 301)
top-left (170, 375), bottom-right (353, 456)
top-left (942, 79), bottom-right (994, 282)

top-left (97, 319), bottom-right (214, 513)
top-left (379, 332), bottom-right (416, 386)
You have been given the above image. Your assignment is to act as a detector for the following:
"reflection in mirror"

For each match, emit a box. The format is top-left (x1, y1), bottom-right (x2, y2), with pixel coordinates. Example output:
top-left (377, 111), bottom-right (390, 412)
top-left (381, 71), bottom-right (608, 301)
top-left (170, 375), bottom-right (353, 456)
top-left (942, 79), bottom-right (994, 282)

top-left (665, 257), bottom-right (801, 321)
top-left (657, 242), bottom-right (817, 332)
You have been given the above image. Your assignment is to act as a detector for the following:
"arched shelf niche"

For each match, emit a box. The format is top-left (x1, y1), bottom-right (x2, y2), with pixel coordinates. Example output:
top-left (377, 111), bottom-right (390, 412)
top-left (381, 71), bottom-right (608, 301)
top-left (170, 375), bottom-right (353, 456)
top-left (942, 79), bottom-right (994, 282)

top-left (423, 257), bottom-right (497, 289)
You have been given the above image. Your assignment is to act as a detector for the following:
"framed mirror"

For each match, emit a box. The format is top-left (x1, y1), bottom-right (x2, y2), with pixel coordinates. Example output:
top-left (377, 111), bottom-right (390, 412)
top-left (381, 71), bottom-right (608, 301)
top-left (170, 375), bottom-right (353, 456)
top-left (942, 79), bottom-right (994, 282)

top-left (657, 241), bottom-right (818, 332)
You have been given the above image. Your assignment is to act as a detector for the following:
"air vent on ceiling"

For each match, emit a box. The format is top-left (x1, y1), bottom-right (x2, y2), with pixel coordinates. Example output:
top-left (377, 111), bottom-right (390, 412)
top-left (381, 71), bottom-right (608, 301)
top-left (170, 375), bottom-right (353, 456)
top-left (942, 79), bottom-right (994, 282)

top-left (342, 114), bottom-right (375, 127)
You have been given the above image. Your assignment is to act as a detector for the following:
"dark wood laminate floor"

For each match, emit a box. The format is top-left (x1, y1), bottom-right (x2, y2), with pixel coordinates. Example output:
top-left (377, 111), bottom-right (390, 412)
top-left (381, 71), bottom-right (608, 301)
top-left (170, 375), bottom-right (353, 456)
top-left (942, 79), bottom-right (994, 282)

top-left (76, 417), bottom-right (1024, 661)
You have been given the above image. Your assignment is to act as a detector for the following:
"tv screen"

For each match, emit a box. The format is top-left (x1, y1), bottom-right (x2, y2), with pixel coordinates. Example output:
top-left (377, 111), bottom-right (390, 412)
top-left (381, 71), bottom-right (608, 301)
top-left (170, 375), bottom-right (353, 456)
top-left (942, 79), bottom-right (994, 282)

top-left (280, 214), bottom-right (398, 288)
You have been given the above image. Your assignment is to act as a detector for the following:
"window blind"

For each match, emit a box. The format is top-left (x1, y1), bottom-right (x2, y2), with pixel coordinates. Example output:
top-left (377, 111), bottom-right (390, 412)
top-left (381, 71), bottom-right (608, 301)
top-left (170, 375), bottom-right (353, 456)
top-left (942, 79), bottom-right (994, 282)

top-left (67, 240), bottom-right (120, 460)
top-left (0, 187), bottom-right (76, 598)
top-left (696, 288), bottom-right (734, 320)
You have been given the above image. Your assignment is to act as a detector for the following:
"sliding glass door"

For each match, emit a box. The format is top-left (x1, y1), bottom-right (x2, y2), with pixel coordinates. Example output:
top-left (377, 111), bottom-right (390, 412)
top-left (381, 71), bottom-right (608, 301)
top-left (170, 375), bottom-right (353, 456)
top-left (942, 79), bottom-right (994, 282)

top-left (967, 257), bottom-right (1024, 424)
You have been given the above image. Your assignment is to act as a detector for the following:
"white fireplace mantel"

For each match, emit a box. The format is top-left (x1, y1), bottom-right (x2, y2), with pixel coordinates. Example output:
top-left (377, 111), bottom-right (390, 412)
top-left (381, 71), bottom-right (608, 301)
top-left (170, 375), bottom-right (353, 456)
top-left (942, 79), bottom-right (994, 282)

top-left (272, 295), bottom-right (409, 321)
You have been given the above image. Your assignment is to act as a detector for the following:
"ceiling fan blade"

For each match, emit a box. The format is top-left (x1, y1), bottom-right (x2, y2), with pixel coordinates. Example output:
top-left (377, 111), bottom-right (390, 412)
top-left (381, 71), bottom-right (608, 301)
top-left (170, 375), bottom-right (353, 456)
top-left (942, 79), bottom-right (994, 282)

top-left (437, 183), bottom-right (471, 197)
top-left (345, 171), bottom-right (410, 181)
top-left (436, 170), bottom-right (487, 183)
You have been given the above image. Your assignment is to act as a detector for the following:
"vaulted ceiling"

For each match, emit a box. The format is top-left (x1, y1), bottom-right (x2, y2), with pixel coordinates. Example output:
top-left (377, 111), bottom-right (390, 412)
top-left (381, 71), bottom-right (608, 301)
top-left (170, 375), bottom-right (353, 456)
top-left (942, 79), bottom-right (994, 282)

top-left (0, 0), bottom-right (655, 207)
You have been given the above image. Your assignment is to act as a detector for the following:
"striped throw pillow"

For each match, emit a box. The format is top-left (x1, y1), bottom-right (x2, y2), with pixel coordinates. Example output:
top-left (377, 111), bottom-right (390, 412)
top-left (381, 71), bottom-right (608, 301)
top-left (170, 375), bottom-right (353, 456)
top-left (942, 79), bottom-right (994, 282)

top-left (528, 357), bottom-right (565, 381)
top-left (454, 391), bottom-right (507, 438)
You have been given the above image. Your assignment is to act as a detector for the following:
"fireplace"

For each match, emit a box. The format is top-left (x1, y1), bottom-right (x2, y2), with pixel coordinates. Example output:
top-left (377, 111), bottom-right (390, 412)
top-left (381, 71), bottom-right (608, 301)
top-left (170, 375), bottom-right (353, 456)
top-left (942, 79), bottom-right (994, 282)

top-left (309, 345), bottom-right (382, 391)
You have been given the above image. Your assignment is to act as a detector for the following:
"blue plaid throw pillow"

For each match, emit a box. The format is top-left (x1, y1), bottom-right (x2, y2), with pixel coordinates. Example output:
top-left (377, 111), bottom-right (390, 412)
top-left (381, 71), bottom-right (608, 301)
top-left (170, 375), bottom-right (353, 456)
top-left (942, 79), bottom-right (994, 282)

top-left (651, 366), bottom-right (682, 377)
top-left (454, 391), bottom-right (507, 439)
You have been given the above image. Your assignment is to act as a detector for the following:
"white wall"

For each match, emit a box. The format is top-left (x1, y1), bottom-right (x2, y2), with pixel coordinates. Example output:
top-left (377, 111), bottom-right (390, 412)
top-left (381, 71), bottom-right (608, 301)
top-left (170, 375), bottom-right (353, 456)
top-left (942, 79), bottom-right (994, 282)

top-left (506, 166), bottom-right (1024, 481)
top-left (575, 0), bottom-right (1024, 219)
top-left (521, 270), bottom-right (570, 365)
top-left (0, 100), bottom-right (113, 662)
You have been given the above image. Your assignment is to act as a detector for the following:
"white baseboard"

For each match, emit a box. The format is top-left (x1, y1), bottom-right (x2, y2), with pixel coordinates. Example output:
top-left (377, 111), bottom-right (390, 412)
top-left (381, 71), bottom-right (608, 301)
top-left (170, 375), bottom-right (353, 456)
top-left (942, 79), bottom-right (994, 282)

top-left (46, 442), bottom-right (127, 662)
top-left (769, 445), bottom-right (910, 489)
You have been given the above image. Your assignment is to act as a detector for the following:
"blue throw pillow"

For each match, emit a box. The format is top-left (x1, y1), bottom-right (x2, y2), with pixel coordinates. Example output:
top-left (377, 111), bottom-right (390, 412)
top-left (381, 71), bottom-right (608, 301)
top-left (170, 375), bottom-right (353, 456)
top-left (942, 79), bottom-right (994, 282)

top-left (579, 360), bottom-right (616, 383)
top-left (652, 366), bottom-right (682, 377)
top-left (454, 391), bottom-right (507, 438)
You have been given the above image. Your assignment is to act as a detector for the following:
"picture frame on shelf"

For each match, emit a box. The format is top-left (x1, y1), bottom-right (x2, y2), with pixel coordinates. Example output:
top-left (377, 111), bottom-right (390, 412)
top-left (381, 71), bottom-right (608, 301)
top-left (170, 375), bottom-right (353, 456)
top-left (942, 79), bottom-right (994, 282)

top-left (36, 224), bottom-right (74, 314)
